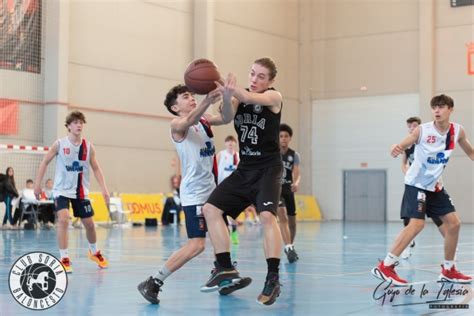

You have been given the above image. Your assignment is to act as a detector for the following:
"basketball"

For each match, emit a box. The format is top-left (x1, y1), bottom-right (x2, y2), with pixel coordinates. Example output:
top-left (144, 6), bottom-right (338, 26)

top-left (184, 58), bottom-right (221, 94)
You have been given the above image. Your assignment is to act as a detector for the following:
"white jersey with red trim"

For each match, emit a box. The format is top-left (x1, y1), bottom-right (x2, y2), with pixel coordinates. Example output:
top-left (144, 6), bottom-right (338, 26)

top-left (217, 149), bottom-right (239, 184)
top-left (53, 137), bottom-right (91, 199)
top-left (173, 118), bottom-right (216, 207)
top-left (405, 122), bottom-right (461, 192)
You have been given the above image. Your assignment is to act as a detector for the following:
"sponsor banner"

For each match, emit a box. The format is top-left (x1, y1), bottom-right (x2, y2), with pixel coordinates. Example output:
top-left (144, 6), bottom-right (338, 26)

top-left (88, 193), bottom-right (321, 222)
top-left (120, 193), bottom-right (165, 222)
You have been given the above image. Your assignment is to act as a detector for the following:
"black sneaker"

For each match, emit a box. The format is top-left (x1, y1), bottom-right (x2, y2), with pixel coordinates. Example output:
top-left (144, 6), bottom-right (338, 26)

top-left (257, 272), bottom-right (281, 305)
top-left (137, 277), bottom-right (163, 304)
top-left (200, 261), bottom-right (244, 293)
top-left (218, 277), bottom-right (252, 295)
top-left (285, 247), bottom-right (299, 263)
top-left (218, 262), bottom-right (252, 295)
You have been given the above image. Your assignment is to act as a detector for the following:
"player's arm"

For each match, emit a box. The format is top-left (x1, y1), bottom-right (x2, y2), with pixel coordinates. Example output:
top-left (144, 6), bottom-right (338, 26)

top-left (391, 126), bottom-right (420, 158)
top-left (457, 127), bottom-right (474, 160)
top-left (291, 165), bottom-right (301, 193)
top-left (401, 152), bottom-right (409, 174)
top-left (233, 86), bottom-right (282, 112)
top-left (291, 152), bottom-right (301, 192)
top-left (171, 89), bottom-right (221, 139)
top-left (34, 141), bottom-right (59, 197)
top-left (204, 74), bottom-right (238, 126)
top-left (89, 144), bottom-right (110, 204)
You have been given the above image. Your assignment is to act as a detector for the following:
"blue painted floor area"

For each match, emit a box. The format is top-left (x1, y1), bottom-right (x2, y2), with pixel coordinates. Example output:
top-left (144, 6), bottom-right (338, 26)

top-left (0, 221), bottom-right (473, 315)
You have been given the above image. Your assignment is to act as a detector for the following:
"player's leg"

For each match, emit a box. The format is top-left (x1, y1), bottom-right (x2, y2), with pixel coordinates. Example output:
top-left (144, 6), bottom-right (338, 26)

top-left (277, 202), bottom-right (296, 263)
top-left (201, 171), bottom-right (252, 293)
top-left (438, 212), bottom-right (470, 282)
top-left (138, 205), bottom-right (207, 304)
top-left (401, 217), bottom-right (415, 259)
top-left (432, 190), bottom-right (471, 283)
top-left (284, 191), bottom-right (299, 260)
top-left (72, 199), bottom-right (108, 269)
top-left (229, 217), bottom-right (239, 245)
top-left (54, 196), bottom-right (72, 272)
top-left (256, 165), bottom-right (283, 305)
top-left (372, 185), bottom-right (426, 285)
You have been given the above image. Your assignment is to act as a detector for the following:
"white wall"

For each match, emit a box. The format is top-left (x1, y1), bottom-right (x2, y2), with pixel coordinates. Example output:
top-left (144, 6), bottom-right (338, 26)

top-left (312, 94), bottom-right (419, 221)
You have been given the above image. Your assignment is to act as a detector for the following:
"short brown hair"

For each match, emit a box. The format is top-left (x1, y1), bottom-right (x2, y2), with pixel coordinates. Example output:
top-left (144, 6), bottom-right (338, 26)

top-left (406, 116), bottom-right (421, 125)
top-left (164, 84), bottom-right (192, 116)
top-left (224, 135), bottom-right (237, 142)
top-left (430, 94), bottom-right (454, 109)
top-left (65, 111), bottom-right (86, 128)
top-left (254, 57), bottom-right (277, 80)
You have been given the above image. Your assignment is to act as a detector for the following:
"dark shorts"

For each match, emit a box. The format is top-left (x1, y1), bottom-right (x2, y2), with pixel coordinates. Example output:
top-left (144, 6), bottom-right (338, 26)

top-left (401, 185), bottom-right (455, 221)
top-left (183, 205), bottom-right (207, 238)
top-left (54, 196), bottom-right (94, 219)
top-left (279, 189), bottom-right (296, 216)
top-left (206, 164), bottom-right (283, 219)
top-left (403, 215), bottom-right (443, 227)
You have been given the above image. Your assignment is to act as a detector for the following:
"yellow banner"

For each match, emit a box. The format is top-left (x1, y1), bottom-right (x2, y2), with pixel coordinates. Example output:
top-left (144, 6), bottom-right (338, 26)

top-left (120, 193), bottom-right (165, 222)
top-left (295, 195), bottom-right (322, 221)
top-left (89, 193), bottom-right (321, 222)
top-left (89, 192), bottom-right (110, 222)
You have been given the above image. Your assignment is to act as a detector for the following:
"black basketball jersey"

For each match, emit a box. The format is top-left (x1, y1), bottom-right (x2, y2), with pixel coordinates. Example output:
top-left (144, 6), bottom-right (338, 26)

top-left (234, 88), bottom-right (282, 168)
top-left (405, 145), bottom-right (415, 166)
top-left (281, 148), bottom-right (296, 189)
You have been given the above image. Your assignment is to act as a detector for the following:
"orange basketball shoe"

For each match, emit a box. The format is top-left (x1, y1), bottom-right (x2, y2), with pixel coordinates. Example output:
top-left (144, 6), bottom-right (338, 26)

top-left (88, 250), bottom-right (108, 269)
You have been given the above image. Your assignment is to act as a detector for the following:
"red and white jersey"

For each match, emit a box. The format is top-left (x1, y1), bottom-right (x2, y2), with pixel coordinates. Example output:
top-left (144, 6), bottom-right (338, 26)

top-left (405, 122), bottom-right (461, 192)
top-left (217, 150), bottom-right (239, 184)
top-left (172, 118), bottom-right (216, 207)
top-left (53, 137), bottom-right (91, 199)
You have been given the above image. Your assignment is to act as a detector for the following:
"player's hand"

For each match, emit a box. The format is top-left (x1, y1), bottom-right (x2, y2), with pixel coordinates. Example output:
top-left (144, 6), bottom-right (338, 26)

top-left (291, 183), bottom-right (299, 193)
top-left (34, 185), bottom-right (42, 199)
top-left (215, 73), bottom-right (236, 101)
top-left (391, 144), bottom-right (403, 157)
top-left (102, 191), bottom-right (110, 205)
top-left (205, 88), bottom-right (222, 105)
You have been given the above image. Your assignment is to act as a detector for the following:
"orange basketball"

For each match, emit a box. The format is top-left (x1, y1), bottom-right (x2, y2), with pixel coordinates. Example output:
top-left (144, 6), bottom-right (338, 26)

top-left (184, 59), bottom-right (221, 95)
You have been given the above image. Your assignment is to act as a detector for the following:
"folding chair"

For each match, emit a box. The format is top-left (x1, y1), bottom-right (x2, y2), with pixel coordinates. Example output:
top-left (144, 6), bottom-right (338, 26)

top-left (19, 199), bottom-right (39, 229)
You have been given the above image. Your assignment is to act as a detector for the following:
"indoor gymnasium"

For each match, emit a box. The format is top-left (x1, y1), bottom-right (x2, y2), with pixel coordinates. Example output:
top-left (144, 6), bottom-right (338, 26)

top-left (0, 0), bottom-right (473, 315)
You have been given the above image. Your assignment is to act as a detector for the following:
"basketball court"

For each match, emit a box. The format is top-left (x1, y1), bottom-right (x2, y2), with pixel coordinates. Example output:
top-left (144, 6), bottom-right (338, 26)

top-left (1, 222), bottom-right (472, 315)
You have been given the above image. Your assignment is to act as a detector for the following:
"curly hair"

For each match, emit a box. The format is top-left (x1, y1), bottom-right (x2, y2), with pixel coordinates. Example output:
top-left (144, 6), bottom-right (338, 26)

top-left (164, 85), bottom-right (192, 116)
top-left (279, 123), bottom-right (293, 137)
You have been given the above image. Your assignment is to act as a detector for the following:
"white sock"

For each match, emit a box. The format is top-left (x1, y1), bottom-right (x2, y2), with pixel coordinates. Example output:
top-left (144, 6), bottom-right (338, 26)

top-left (153, 265), bottom-right (172, 282)
top-left (59, 248), bottom-right (69, 259)
top-left (383, 253), bottom-right (398, 266)
top-left (89, 243), bottom-right (98, 254)
top-left (444, 260), bottom-right (455, 270)
top-left (285, 244), bottom-right (293, 250)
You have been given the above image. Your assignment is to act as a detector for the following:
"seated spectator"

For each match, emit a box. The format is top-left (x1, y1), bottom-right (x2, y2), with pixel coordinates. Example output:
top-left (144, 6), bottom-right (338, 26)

top-left (12, 179), bottom-right (37, 227)
top-left (38, 178), bottom-right (55, 228)
top-left (40, 178), bottom-right (54, 200)
top-left (161, 175), bottom-right (182, 225)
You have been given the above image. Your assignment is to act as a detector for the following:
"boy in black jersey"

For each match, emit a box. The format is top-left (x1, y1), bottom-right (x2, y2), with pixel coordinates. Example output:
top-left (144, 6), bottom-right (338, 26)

top-left (201, 57), bottom-right (283, 305)
top-left (278, 123), bottom-right (301, 263)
